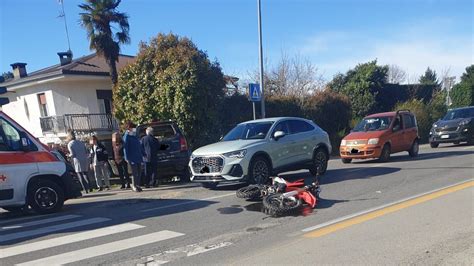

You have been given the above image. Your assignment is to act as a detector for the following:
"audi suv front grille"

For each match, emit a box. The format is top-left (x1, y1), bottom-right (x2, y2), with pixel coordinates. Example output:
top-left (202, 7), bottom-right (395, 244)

top-left (192, 156), bottom-right (224, 174)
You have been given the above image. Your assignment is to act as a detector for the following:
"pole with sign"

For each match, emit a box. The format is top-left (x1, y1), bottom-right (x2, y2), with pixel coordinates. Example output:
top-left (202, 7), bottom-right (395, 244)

top-left (249, 83), bottom-right (261, 120)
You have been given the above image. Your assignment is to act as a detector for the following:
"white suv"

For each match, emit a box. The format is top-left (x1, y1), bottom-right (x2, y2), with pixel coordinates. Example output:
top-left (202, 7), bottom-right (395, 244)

top-left (190, 117), bottom-right (331, 189)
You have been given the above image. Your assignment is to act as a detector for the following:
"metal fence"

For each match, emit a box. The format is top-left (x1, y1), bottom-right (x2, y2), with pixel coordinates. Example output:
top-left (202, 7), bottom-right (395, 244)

top-left (40, 113), bottom-right (119, 134)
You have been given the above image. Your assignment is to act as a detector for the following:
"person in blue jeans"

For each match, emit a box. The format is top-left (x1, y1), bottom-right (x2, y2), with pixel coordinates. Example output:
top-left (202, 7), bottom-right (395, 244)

top-left (123, 121), bottom-right (145, 192)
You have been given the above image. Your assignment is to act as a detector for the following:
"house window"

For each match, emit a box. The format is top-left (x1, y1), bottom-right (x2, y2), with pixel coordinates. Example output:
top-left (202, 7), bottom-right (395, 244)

top-left (37, 93), bottom-right (48, 117)
top-left (96, 90), bottom-right (113, 114)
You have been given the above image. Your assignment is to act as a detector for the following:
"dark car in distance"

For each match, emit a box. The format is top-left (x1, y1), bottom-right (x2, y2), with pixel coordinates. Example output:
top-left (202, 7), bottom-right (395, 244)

top-left (137, 120), bottom-right (191, 182)
top-left (429, 106), bottom-right (474, 148)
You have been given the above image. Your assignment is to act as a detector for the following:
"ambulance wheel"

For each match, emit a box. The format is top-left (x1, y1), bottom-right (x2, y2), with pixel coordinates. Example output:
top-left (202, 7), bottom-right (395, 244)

top-left (28, 180), bottom-right (65, 214)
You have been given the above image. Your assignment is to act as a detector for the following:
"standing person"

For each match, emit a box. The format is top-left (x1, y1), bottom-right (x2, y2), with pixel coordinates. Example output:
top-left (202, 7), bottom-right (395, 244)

top-left (67, 131), bottom-right (91, 193)
top-left (89, 135), bottom-right (111, 191)
top-left (112, 132), bottom-right (131, 189)
top-left (123, 121), bottom-right (144, 192)
top-left (141, 127), bottom-right (160, 188)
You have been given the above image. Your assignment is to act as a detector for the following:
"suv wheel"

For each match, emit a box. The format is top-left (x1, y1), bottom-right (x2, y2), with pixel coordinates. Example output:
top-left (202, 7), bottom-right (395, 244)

top-left (28, 179), bottom-right (65, 214)
top-left (310, 148), bottom-right (328, 176)
top-left (409, 140), bottom-right (419, 157)
top-left (379, 144), bottom-right (391, 162)
top-left (430, 142), bottom-right (439, 148)
top-left (201, 183), bottom-right (218, 189)
top-left (249, 156), bottom-right (271, 185)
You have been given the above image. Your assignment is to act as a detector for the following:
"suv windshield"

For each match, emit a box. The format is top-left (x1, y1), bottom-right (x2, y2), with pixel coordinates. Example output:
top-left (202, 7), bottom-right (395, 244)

top-left (442, 108), bottom-right (474, 120)
top-left (223, 122), bottom-right (274, 141)
top-left (353, 117), bottom-right (393, 132)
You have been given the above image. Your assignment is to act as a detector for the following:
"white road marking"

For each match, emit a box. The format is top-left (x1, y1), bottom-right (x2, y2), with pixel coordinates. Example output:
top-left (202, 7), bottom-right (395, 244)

top-left (0, 213), bottom-right (55, 226)
top-left (463, 146), bottom-right (474, 150)
top-left (0, 223), bottom-right (144, 259)
top-left (301, 179), bottom-right (474, 233)
top-left (141, 193), bottom-right (235, 212)
top-left (17, 230), bottom-right (185, 266)
top-left (0, 217), bottom-right (110, 243)
top-left (186, 241), bottom-right (232, 257)
top-left (0, 214), bottom-right (81, 231)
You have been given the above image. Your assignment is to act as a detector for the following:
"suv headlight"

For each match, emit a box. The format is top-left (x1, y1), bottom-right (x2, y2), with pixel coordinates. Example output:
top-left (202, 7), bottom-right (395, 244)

top-left (459, 119), bottom-right (471, 126)
top-left (223, 149), bottom-right (247, 158)
top-left (368, 138), bottom-right (379, 145)
top-left (340, 140), bottom-right (347, 146)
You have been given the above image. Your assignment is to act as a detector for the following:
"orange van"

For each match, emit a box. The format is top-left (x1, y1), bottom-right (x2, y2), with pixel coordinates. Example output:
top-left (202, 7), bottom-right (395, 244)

top-left (340, 110), bottom-right (419, 163)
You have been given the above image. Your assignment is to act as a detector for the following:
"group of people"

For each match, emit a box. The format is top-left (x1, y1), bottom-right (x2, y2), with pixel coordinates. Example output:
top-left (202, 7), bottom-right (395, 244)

top-left (64, 121), bottom-right (161, 193)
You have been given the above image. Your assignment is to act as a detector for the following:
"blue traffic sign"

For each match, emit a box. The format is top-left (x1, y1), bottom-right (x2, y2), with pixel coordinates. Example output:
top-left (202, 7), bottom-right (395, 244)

top-left (249, 83), bottom-right (261, 102)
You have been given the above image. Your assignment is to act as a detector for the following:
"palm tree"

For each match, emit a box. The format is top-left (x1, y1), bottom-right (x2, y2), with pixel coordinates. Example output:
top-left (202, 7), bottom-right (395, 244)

top-left (79, 0), bottom-right (130, 85)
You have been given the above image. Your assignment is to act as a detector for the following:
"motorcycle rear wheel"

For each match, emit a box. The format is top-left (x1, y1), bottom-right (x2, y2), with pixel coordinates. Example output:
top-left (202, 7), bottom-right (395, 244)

top-left (263, 193), bottom-right (301, 217)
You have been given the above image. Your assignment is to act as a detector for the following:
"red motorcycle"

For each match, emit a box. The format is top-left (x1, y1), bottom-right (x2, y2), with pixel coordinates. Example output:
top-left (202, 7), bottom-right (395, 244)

top-left (237, 176), bottom-right (320, 216)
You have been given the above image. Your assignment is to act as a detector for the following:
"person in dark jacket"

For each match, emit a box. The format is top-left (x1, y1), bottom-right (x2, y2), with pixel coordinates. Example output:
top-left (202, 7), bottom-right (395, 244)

top-left (112, 132), bottom-right (131, 189)
top-left (141, 127), bottom-right (160, 188)
top-left (89, 135), bottom-right (110, 191)
top-left (123, 121), bottom-right (145, 192)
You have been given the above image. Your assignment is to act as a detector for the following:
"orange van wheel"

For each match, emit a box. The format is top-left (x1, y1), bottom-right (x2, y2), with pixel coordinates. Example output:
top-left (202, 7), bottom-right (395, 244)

top-left (379, 144), bottom-right (391, 162)
top-left (341, 158), bottom-right (352, 164)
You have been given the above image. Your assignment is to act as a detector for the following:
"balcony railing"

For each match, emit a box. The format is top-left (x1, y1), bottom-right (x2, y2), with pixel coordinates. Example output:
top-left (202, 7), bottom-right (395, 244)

top-left (40, 113), bottom-right (119, 134)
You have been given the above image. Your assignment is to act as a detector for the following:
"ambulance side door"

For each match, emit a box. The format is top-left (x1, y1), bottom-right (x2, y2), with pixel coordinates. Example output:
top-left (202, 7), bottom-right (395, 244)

top-left (0, 116), bottom-right (38, 207)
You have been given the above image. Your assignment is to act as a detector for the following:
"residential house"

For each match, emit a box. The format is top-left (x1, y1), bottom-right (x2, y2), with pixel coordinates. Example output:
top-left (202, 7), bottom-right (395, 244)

top-left (1, 51), bottom-right (134, 144)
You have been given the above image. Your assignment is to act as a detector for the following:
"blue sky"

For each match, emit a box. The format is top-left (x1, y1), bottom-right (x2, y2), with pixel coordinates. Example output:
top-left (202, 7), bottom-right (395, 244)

top-left (0, 0), bottom-right (472, 82)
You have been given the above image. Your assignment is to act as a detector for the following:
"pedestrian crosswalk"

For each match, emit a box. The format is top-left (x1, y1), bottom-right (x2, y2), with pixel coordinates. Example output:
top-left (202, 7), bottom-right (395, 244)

top-left (0, 214), bottom-right (185, 265)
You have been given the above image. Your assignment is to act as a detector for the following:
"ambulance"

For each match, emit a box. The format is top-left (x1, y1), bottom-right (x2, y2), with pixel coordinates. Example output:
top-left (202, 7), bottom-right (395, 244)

top-left (0, 110), bottom-right (82, 214)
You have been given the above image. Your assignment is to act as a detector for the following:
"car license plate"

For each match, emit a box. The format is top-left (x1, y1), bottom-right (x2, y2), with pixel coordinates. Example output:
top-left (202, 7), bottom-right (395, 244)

top-left (441, 134), bottom-right (449, 139)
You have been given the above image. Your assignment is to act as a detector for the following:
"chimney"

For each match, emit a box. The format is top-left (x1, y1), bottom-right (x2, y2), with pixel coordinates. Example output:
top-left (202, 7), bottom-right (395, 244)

top-left (57, 50), bottom-right (73, 66)
top-left (10, 63), bottom-right (28, 79)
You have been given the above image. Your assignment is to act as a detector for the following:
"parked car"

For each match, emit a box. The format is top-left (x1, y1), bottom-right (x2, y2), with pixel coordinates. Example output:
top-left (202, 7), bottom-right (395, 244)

top-left (136, 120), bottom-right (191, 182)
top-left (189, 117), bottom-right (332, 189)
top-left (429, 106), bottom-right (474, 148)
top-left (340, 110), bottom-right (419, 163)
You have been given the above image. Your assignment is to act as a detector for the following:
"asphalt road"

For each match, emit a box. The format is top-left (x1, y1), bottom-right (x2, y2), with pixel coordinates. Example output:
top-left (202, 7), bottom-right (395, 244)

top-left (1, 143), bottom-right (473, 265)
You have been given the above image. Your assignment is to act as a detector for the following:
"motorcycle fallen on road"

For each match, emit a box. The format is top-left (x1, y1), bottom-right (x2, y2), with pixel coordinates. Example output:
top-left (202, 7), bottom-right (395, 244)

top-left (236, 176), bottom-right (320, 217)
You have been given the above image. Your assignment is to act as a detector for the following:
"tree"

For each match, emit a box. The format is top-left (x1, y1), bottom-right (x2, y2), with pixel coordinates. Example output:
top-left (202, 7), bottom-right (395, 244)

top-left (387, 64), bottom-right (407, 84)
top-left (450, 65), bottom-right (474, 107)
top-left (249, 53), bottom-right (324, 100)
top-left (419, 67), bottom-right (439, 86)
top-left (328, 60), bottom-right (388, 118)
top-left (114, 33), bottom-right (226, 148)
top-left (79, 0), bottom-right (130, 85)
top-left (0, 72), bottom-right (14, 83)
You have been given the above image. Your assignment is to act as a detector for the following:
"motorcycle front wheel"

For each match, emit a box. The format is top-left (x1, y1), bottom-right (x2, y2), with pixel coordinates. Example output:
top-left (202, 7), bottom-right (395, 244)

top-left (263, 193), bottom-right (301, 217)
top-left (236, 185), bottom-right (263, 200)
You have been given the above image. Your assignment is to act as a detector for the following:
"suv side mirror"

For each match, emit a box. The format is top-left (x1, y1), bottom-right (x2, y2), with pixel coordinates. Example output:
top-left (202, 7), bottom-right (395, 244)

top-left (19, 132), bottom-right (31, 152)
top-left (273, 131), bottom-right (286, 140)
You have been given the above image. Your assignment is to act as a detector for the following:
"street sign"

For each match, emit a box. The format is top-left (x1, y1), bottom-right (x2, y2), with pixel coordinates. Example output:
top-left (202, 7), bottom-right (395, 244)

top-left (249, 83), bottom-right (261, 102)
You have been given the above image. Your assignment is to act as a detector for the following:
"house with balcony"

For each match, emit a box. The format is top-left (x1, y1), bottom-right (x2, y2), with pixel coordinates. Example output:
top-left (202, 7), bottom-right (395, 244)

top-left (1, 51), bottom-right (134, 144)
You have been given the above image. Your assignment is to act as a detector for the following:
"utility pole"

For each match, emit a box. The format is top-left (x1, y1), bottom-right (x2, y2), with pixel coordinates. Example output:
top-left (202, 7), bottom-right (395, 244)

top-left (257, 0), bottom-right (265, 118)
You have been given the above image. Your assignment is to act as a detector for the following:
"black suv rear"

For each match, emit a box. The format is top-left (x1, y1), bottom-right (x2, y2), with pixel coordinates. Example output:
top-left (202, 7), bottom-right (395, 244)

top-left (430, 106), bottom-right (474, 148)
top-left (137, 121), bottom-right (191, 181)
